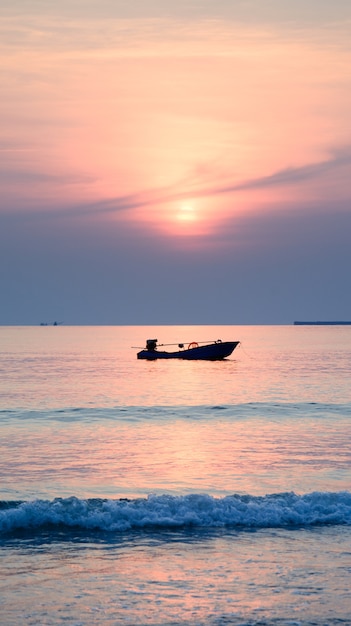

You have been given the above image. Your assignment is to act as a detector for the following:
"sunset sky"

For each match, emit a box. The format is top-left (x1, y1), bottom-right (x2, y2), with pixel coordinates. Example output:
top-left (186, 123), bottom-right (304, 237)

top-left (1, 0), bottom-right (351, 324)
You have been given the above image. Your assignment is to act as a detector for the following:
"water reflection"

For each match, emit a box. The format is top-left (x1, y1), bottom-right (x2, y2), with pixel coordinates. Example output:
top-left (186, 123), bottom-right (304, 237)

top-left (2, 408), bottom-right (351, 500)
top-left (2, 526), bottom-right (350, 624)
top-left (1, 325), bottom-right (350, 409)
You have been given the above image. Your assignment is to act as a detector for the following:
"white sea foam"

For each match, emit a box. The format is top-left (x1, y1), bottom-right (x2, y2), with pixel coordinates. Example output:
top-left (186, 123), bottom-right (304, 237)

top-left (1, 492), bottom-right (351, 534)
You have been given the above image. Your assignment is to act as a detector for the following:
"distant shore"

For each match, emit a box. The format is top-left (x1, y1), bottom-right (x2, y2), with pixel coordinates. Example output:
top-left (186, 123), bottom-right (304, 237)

top-left (294, 321), bottom-right (351, 325)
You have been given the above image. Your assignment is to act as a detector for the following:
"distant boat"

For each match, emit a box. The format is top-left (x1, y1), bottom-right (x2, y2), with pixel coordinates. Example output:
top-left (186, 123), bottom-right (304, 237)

top-left (137, 339), bottom-right (240, 360)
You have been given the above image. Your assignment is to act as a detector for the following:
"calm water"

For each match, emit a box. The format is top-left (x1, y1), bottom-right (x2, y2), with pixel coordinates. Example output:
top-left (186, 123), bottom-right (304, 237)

top-left (1, 325), bottom-right (351, 625)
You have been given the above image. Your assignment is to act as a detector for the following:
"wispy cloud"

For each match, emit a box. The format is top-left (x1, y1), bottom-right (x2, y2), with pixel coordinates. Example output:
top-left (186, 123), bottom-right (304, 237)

top-left (106, 145), bottom-right (351, 209)
top-left (0, 168), bottom-right (96, 185)
top-left (2, 146), bottom-right (351, 221)
top-left (206, 147), bottom-right (351, 194)
top-left (81, 146), bottom-right (351, 215)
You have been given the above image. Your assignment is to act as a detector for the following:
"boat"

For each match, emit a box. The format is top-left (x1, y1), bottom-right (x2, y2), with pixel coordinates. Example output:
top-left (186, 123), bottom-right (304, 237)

top-left (137, 339), bottom-right (240, 360)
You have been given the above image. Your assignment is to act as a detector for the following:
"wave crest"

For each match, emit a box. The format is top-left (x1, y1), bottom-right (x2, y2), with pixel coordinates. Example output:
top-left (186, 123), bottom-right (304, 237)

top-left (1, 492), bottom-right (351, 534)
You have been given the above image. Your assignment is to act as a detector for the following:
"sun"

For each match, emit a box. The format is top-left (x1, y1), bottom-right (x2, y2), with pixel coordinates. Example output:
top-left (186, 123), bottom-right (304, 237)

top-left (176, 202), bottom-right (197, 222)
top-left (150, 197), bottom-right (215, 238)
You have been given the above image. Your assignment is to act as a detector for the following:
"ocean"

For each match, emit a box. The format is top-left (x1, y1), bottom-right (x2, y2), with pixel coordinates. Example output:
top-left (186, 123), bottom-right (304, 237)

top-left (0, 324), bottom-right (351, 625)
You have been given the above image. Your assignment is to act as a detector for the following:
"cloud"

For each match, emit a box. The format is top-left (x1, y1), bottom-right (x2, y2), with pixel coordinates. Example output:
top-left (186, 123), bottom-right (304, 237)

top-left (92, 145), bottom-right (351, 213)
top-left (0, 168), bottom-right (96, 185)
top-left (2, 146), bottom-right (351, 224)
top-left (2, 2), bottom-right (351, 62)
top-left (212, 148), bottom-right (351, 193)
top-left (67, 146), bottom-right (351, 215)
top-left (4, 0), bottom-right (351, 24)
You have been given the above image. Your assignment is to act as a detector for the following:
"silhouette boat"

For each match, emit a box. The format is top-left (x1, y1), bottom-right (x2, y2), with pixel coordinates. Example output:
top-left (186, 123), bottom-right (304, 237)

top-left (137, 339), bottom-right (240, 360)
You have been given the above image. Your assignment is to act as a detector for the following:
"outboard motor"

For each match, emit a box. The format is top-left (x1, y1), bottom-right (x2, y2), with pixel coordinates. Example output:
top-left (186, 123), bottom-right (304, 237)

top-left (146, 339), bottom-right (157, 352)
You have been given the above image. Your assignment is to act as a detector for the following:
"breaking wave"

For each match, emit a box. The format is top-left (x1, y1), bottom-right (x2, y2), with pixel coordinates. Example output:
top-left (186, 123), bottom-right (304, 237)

top-left (1, 491), bottom-right (351, 534)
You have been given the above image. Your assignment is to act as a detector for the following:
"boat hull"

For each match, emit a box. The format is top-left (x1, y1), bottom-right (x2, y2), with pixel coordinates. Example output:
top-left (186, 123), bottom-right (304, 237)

top-left (137, 341), bottom-right (239, 361)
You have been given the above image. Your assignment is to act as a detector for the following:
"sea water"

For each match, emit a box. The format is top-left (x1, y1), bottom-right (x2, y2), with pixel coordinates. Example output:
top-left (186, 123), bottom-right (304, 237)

top-left (0, 325), bottom-right (350, 625)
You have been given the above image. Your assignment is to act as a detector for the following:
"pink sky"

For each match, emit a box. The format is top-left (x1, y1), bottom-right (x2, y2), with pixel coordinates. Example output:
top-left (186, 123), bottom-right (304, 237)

top-left (1, 1), bottom-right (351, 323)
